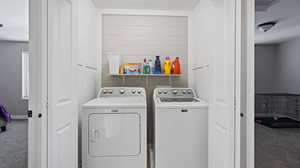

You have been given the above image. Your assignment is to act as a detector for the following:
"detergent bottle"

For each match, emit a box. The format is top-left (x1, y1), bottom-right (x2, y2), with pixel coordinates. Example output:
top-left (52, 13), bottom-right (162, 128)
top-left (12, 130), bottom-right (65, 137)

top-left (172, 57), bottom-right (181, 74)
top-left (149, 58), bottom-right (154, 74)
top-left (154, 56), bottom-right (162, 74)
top-left (164, 56), bottom-right (171, 74)
top-left (146, 61), bottom-right (150, 74)
top-left (143, 58), bottom-right (147, 74)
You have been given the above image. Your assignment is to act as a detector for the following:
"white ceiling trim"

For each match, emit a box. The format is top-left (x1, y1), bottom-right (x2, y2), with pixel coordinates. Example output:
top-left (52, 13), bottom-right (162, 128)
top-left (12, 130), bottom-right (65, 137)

top-left (94, 0), bottom-right (200, 11)
top-left (98, 9), bottom-right (192, 16)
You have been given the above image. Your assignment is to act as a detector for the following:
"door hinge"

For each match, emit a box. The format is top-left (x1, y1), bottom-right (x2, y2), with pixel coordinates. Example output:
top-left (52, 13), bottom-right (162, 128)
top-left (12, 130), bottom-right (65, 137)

top-left (27, 110), bottom-right (33, 118)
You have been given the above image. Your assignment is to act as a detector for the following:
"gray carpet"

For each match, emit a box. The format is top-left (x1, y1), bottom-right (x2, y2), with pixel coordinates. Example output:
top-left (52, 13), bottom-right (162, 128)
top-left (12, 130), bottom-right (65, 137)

top-left (255, 123), bottom-right (300, 168)
top-left (0, 120), bottom-right (28, 168)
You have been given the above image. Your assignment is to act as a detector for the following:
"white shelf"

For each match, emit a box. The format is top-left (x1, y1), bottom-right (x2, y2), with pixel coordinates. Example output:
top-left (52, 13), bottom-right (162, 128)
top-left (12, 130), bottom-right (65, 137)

top-left (110, 74), bottom-right (182, 77)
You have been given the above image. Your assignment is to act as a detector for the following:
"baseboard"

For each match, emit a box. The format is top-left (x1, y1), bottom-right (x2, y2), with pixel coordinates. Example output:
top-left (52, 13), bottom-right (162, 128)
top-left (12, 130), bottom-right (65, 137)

top-left (11, 115), bottom-right (28, 120)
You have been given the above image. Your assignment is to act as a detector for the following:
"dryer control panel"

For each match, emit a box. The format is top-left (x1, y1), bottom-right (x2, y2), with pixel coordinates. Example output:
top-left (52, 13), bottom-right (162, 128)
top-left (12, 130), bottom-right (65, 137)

top-left (98, 87), bottom-right (146, 97)
top-left (154, 88), bottom-right (197, 98)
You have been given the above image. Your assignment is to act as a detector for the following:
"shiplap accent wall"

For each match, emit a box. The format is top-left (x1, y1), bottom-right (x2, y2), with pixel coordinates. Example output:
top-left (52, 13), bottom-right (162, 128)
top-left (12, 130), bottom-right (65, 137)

top-left (102, 15), bottom-right (188, 142)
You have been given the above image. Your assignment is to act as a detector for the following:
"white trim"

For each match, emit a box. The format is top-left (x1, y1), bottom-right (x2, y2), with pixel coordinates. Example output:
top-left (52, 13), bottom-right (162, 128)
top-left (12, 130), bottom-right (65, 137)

top-left (188, 13), bottom-right (192, 88)
top-left (97, 11), bottom-right (103, 91)
top-left (11, 115), bottom-right (28, 120)
top-left (240, 0), bottom-right (255, 168)
top-left (245, 0), bottom-right (255, 167)
top-left (22, 51), bottom-right (30, 100)
top-left (29, 0), bottom-right (48, 168)
top-left (98, 9), bottom-right (192, 16)
top-left (235, 0), bottom-right (242, 168)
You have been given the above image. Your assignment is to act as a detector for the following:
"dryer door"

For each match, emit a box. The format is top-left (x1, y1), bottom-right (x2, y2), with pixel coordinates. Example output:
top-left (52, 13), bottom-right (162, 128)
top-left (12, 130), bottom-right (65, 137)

top-left (88, 113), bottom-right (141, 157)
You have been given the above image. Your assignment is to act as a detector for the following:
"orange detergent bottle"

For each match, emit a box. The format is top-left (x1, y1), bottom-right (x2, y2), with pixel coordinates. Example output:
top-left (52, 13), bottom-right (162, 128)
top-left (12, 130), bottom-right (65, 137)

top-left (172, 57), bottom-right (181, 74)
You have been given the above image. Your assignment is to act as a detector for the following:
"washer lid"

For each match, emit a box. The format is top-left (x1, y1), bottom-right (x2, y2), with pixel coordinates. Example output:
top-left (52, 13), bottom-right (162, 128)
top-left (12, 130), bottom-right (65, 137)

top-left (154, 97), bottom-right (208, 109)
top-left (83, 97), bottom-right (146, 109)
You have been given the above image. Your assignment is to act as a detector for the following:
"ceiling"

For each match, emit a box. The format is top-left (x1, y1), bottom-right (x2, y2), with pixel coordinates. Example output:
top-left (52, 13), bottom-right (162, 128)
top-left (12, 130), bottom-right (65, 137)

top-left (93, 0), bottom-right (200, 10)
top-left (256, 0), bottom-right (300, 44)
top-left (0, 0), bottom-right (28, 42)
top-left (1, 0), bottom-right (299, 43)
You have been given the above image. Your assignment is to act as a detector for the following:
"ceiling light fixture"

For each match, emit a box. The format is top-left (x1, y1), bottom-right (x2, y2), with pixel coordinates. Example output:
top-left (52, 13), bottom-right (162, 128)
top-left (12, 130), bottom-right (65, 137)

top-left (257, 21), bottom-right (277, 32)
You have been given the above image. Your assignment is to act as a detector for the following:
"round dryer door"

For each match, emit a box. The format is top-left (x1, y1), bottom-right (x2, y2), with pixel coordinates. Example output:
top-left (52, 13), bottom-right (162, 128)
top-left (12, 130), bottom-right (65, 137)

top-left (88, 113), bottom-right (141, 157)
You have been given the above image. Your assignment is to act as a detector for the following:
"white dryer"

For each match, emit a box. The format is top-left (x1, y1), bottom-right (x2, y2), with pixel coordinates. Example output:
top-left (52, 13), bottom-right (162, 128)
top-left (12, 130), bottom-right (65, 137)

top-left (82, 87), bottom-right (147, 168)
top-left (153, 88), bottom-right (208, 168)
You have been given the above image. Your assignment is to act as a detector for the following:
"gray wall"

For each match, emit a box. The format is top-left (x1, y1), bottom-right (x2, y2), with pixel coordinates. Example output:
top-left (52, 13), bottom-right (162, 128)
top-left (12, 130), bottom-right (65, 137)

top-left (255, 38), bottom-right (300, 94)
top-left (102, 15), bottom-right (188, 143)
top-left (273, 38), bottom-right (300, 94)
top-left (0, 41), bottom-right (29, 116)
top-left (255, 44), bottom-right (277, 93)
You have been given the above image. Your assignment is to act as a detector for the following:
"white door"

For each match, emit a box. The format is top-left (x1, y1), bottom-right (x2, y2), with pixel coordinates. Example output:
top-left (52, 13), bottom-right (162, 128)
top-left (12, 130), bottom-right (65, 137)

top-left (48, 0), bottom-right (78, 167)
top-left (209, 0), bottom-right (237, 168)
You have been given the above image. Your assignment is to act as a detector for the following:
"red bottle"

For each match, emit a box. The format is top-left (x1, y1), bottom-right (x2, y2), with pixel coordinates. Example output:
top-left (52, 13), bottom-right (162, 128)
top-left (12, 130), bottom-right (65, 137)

top-left (172, 57), bottom-right (181, 74)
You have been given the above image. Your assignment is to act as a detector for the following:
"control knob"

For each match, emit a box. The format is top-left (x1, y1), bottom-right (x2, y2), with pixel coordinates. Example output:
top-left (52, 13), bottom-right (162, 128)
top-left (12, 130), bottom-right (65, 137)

top-left (172, 90), bottom-right (178, 94)
top-left (120, 89), bottom-right (125, 94)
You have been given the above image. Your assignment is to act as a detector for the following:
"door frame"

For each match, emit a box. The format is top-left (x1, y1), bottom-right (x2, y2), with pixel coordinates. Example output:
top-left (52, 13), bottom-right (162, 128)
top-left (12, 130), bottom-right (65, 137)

top-left (240, 0), bottom-right (255, 168)
top-left (28, 1), bottom-right (255, 168)
top-left (29, 0), bottom-right (48, 167)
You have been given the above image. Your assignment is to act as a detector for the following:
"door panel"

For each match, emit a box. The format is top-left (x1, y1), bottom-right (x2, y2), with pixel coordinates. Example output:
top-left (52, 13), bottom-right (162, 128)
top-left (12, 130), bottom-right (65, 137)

top-left (155, 108), bottom-right (208, 168)
top-left (89, 113), bottom-right (141, 157)
top-left (209, 0), bottom-right (236, 168)
top-left (48, 0), bottom-right (77, 167)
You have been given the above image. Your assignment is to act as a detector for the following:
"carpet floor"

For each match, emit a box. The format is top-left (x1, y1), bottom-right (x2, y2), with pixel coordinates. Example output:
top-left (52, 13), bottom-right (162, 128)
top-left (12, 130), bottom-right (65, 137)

top-left (256, 123), bottom-right (300, 168)
top-left (0, 120), bottom-right (28, 168)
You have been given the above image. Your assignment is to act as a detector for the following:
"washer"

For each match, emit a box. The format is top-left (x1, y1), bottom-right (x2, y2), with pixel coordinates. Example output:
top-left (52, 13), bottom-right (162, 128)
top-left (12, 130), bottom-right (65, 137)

top-left (153, 88), bottom-right (208, 168)
top-left (82, 87), bottom-right (147, 168)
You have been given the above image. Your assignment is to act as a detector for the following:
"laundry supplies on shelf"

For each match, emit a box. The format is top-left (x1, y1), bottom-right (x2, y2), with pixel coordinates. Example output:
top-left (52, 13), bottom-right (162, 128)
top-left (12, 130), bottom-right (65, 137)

top-left (172, 57), bottom-right (181, 74)
top-left (154, 56), bottom-right (162, 74)
top-left (164, 56), bottom-right (171, 74)
top-left (149, 58), bottom-right (155, 74)
top-left (143, 58), bottom-right (151, 74)
top-left (114, 56), bottom-right (181, 76)
top-left (124, 63), bottom-right (140, 74)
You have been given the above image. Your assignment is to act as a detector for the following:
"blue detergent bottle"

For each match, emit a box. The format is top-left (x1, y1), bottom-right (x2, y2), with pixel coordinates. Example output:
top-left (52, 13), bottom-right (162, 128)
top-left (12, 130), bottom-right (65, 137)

top-left (154, 56), bottom-right (162, 74)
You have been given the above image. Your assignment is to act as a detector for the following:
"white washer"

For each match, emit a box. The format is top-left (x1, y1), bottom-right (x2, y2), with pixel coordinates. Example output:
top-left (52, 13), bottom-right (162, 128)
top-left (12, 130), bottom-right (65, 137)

top-left (82, 87), bottom-right (147, 168)
top-left (153, 88), bottom-right (208, 168)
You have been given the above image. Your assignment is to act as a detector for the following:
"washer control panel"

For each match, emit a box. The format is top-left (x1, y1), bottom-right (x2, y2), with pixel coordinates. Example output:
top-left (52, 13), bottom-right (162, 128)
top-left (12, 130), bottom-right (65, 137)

top-left (98, 87), bottom-right (145, 97)
top-left (155, 88), bottom-right (196, 98)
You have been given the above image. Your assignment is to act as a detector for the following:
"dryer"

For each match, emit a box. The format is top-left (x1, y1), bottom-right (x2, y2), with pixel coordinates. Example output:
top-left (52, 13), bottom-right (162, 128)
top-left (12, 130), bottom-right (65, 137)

top-left (82, 87), bottom-right (147, 168)
top-left (153, 88), bottom-right (208, 168)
